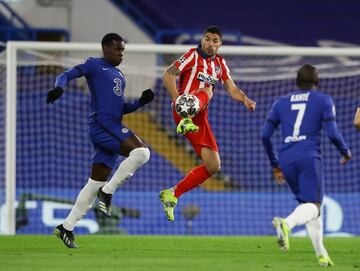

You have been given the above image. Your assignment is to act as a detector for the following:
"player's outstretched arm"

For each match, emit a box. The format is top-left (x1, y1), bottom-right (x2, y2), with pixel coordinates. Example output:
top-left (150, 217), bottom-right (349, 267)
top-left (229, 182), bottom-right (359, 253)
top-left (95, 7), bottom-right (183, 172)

top-left (223, 78), bottom-right (256, 111)
top-left (324, 119), bottom-right (351, 164)
top-left (354, 107), bottom-right (360, 132)
top-left (47, 66), bottom-right (83, 104)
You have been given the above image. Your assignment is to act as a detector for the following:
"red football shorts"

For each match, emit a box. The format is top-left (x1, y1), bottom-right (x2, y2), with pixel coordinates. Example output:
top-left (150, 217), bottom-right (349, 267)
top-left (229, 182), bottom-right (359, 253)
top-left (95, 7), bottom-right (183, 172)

top-left (173, 107), bottom-right (219, 158)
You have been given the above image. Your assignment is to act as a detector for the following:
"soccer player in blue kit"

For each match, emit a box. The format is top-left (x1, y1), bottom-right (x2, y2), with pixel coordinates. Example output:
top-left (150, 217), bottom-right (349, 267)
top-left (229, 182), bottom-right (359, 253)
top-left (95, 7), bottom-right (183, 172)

top-left (261, 64), bottom-right (351, 267)
top-left (47, 33), bottom-right (154, 248)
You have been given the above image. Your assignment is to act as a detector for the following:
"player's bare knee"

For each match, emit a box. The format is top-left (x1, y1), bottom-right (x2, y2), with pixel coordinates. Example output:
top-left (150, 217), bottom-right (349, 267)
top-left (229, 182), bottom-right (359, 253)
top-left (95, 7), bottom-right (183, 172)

top-left (206, 162), bottom-right (221, 175)
top-left (130, 147), bottom-right (150, 165)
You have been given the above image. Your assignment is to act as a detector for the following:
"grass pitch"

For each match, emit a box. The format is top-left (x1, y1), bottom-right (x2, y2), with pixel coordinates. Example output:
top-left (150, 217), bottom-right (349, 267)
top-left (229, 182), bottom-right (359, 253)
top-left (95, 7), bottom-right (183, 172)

top-left (0, 235), bottom-right (359, 271)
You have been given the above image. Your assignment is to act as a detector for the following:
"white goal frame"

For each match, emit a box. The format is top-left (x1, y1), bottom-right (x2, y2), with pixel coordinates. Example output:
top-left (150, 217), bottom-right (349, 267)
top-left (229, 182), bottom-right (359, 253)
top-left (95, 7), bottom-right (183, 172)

top-left (3, 41), bottom-right (360, 235)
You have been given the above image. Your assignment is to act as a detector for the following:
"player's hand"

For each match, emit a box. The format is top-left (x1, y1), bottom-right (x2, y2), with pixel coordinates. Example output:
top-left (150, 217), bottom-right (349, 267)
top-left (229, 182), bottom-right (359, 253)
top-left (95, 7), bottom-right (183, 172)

top-left (340, 150), bottom-right (352, 164)
top-left (272, 166), bottom-right (285, 184)
top-left (243, 97), bottom-right (256, 111)
top-left (139, 88), bottom-right (155, 105)
top-left (47, 87), bottom-right (64, 104)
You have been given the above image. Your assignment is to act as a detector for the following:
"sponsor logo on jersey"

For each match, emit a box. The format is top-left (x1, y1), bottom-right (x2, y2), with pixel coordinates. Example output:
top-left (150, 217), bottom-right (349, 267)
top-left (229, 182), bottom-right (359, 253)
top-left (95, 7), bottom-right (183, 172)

top-left (197, 71), bottom-right (218, 85)
top-left (121, 128), bottom-right (129, 133)
top-left (113, 78), bottom-right (123, 96)
top-left (284, 135), bottom-right (307, 143)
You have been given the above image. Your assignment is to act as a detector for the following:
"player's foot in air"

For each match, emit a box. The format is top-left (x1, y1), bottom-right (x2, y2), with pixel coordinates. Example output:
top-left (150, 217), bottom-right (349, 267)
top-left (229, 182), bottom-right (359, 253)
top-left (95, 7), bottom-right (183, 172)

top-left (159, 188), bottom-right (178, 221)
top-left (97, 188), bottom-right (112, 217)
top-left (176, 117), bottom-right (199, 135)
top-left (272, 217), bottom-right (290, 251)
top-left (54, 224), bottom-right (78, 248)
top-left (318, 256), bottom-right (334, 267)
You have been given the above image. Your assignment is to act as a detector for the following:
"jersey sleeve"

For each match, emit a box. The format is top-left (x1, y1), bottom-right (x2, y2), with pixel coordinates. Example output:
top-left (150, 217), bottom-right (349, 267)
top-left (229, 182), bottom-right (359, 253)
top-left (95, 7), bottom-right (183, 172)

top-left (261, 101), bottom-right (280, 167)
top-left (322, 95), bottom-right (336, 122)
top-left (73, 58), bottom-right (95, 76)
top-left (220, 58), bottom-right (231, 82)
top-left (322, 96), bottom-right (350, 156)
top-left (55, 58), bottom-right (94, 89)
top-left (173, 49), bottom-right (195, 72)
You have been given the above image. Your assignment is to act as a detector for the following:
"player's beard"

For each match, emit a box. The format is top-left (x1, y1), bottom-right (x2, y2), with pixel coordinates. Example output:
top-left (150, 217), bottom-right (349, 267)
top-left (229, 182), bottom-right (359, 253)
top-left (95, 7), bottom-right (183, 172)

top-left (206, 48), bottom-right (216, 57)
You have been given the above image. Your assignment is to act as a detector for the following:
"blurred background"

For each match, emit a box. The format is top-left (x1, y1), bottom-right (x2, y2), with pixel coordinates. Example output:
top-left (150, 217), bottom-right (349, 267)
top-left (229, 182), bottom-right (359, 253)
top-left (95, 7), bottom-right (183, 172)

top-left (0, 0), bottom-right (359, 236)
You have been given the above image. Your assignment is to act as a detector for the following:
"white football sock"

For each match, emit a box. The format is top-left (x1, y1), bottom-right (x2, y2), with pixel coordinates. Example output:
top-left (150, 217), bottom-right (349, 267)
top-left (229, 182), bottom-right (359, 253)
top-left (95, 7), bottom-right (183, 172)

top-left (306, 214), bottom-right (329, 257)
top-left (63, 178), bottom-right (104, 231)
top-left (285, 203), bottom-right (319, 230)
top-left (102, 147), bottom-right (150, 194)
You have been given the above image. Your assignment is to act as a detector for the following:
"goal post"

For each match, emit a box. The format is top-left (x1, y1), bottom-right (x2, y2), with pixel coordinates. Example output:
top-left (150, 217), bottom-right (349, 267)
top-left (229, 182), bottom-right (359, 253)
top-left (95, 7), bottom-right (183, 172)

top-left (2, 41), bottom-right (360, 235)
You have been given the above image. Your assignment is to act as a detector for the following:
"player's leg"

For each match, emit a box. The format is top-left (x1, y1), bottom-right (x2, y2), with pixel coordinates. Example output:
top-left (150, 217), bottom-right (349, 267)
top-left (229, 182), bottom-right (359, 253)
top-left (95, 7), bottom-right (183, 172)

top-left (55, 163), bottom-right (111, 248)
top-left (174, 147), bottom-right (219, 197)
top-left (273, 157), bottom-right (323, 252)
top-left (159, 148), bottom-right (216, 222)
top-left (160, 116), bottom-right (218, 221)
top-left (306, 214), bottom-right (334, 267)
top-left (99, 135), bottom-right (150, 216)
top-left (285, 158), bottom-right (323, 229)
top-left (176, 87), bottom-right (212, 134)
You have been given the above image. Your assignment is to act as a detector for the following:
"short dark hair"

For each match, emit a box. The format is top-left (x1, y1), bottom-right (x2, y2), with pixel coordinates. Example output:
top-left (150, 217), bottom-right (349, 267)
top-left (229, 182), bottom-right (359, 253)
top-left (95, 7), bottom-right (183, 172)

top-left (101, 33), bottom-right (123, 47)
top-left (203, 25), bottom-right (222, 39)
top-left (296, 64), bottom-right (319, 89)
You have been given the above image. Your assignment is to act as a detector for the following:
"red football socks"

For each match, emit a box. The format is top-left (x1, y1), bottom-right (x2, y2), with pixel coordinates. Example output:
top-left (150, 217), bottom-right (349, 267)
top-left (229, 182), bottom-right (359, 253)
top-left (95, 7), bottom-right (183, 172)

top-left (174, 164), bottom-right (212, 198)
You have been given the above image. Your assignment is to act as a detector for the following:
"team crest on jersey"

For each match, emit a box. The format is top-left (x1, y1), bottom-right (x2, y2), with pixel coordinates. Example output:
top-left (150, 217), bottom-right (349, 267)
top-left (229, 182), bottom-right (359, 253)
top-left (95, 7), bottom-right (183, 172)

top-left (197, 71), bottom-right (218, 85)
top-left (215, 66), bottom-right (221, 74)
top-left (113, 78), bottom-right (123, 96)
top-left (121, 128), bottom-right (129, 134)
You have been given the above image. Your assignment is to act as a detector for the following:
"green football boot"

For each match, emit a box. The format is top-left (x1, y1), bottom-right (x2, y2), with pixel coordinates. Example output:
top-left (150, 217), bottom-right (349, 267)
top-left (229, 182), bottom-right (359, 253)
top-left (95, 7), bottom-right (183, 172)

top-left (272, 217), bottom-right (290, 251)
top-left (318, 256), bottom-right (334, 267)
top-left (176, 117), bottom-right (199, 135)
top-left (159, 188), bottom-right (178, 221)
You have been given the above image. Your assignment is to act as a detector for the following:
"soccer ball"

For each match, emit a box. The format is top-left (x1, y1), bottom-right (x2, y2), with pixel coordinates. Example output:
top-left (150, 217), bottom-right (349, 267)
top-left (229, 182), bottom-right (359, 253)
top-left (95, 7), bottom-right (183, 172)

top-left (175, 94), bottom-right (200, 118)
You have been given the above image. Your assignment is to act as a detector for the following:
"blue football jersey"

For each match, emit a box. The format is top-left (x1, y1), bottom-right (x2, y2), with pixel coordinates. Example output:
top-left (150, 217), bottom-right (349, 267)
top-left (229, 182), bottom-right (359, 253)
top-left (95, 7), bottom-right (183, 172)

top-left (261, 89), bottom-right (349, 166)
top-left (55, 57), bottom-right (141, 121)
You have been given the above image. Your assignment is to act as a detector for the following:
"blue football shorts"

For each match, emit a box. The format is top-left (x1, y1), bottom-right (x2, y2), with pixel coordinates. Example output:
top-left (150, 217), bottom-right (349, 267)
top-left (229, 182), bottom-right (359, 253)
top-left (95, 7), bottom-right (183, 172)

top-left (280, 156), bottom-right (324, 204)
top-left (89, 119), bottom-right (134, 168)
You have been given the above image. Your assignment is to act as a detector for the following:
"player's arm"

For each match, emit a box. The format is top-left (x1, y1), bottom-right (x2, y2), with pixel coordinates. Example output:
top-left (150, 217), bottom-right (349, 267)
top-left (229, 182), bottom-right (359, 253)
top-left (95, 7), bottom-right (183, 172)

top-left (323, 98), bottom-right (351, 164)
top-left (260, 103), bottom-right (285, 184)
top-left (47, 61), bottom-right (90, 104)
top-left (162, 64), bottom-right (180, 101)
top-left (123, 89), bottom-right (155, 114)
top-left (354, 107), bottom-right (360, 131)
top-left (223, 78), bottom-right (256, 111)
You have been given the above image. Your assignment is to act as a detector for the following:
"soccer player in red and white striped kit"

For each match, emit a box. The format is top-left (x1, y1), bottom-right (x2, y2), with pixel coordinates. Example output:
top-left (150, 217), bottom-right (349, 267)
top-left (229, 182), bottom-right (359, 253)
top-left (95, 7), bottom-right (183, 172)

top-left (159, 26), bottom-right (256, 221)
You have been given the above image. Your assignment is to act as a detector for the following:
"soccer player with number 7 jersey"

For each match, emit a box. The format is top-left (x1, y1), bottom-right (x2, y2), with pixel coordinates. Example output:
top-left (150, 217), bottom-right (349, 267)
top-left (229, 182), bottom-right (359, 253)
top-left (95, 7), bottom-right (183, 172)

top-left (261, 64), bottom-right (352, 267)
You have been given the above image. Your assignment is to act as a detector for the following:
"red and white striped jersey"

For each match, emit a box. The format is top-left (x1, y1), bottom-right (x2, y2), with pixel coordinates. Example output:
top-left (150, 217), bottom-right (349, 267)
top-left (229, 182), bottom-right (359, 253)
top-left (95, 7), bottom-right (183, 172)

top-left (173, 47), bottom-right (231, 95)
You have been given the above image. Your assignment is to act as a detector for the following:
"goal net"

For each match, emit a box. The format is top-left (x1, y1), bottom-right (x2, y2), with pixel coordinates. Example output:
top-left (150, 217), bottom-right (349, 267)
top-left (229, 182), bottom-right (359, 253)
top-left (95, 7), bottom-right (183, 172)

top-left (0, 42), bottom-right (359, 236)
